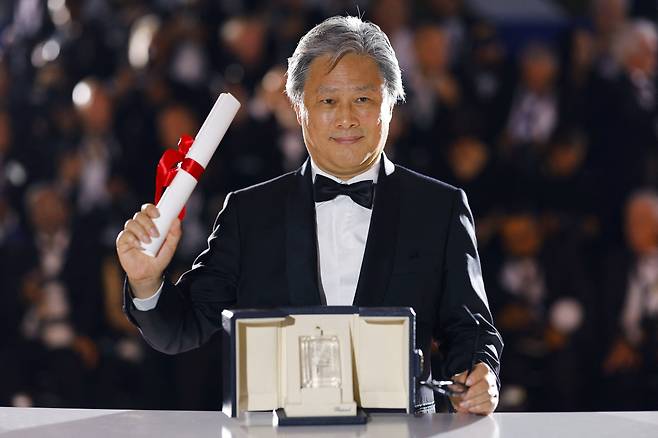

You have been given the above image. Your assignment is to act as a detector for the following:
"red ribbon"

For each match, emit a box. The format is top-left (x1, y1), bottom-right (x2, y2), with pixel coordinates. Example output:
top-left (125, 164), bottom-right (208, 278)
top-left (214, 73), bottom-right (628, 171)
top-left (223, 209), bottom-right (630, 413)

top-left (155, 134), bottom-right (205, 220)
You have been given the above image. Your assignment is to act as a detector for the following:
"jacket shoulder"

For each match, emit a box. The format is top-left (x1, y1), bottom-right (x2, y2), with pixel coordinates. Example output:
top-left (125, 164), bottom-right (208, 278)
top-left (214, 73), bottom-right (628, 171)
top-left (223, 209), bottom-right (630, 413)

top-left (231, 170), bottom-right (297, 203)
top-left (394, 164), bottom-right (461, 196)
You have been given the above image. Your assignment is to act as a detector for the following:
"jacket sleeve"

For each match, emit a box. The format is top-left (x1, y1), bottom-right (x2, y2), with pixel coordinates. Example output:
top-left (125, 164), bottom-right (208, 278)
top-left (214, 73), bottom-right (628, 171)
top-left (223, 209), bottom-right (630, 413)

top-left (435, 188), bottom-right (504, 385)
top-left (123, 192), bottom-right (241, 354)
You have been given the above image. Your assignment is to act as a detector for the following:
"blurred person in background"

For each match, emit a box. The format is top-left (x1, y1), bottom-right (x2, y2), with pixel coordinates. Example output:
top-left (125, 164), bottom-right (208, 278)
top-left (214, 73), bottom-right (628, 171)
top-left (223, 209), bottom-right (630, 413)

top-left (499, 42), bottom-right (561, 179)
top-left (537, 128), bottom-right (598, 239)
top-left (460, 22), bottom-right (513, 144)
top-left (601, 190), bottom-right (658, 410)
top-left (609, 20), bottom-right (657, 186)
top-left (588, 19), bottom-right (657, 246)
top-left (219, 14), bottom-right (272, 91)
top-left (403, 23), bottom-right (462, 174)
top-left (559, 25), bottom-right (596, 128)
top-left (590, 0), bottom-right (630, 78)
top-left (421, 0), bottom-right (475, 69)
top-left (266, 0), bottom-right (324, 64)
top-left (486, 207), bottom-right (592, 411)
top-left (69, 79), bottom-right (122, 215)
top-left (250, 64), bottom-right (305, 172)
top-left (147, 11), bottom-right (215, 111)
top-left (0, 191), bottom-right (28, 383)
top-left (96, 250), bottom-right (172, 409)
top-left (370, 0), bottom-right (415, 77)
top-left (1, 184), bottom-right (105, 407)
top-left (56, 0), bottom-right (120, 81)
top-left (584, 0), bottom-right (631, 193)
top-left (441, 135), bottom-right (500, 248)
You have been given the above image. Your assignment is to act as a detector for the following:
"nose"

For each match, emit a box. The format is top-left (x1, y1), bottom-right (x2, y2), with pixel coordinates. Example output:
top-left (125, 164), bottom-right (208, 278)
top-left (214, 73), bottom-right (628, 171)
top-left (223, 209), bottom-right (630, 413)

top-left (335, 102), bottom-right (359, 129)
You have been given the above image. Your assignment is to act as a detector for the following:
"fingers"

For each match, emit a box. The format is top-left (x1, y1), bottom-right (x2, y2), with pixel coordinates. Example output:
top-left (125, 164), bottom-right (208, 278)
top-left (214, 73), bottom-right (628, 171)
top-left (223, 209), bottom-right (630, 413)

top-left (124, 218), bottom-right (152, 244)
top-left (125, 207), bottom-right (161, 244)
top-left (133, 211), bottom-right (159, 239)
top-left (463, 394), bottom-right (498, 415)
top-left (141, 203), bottom-right (160, 219)
top-left (116, 205), bottom-right (160, 252)
top-left (116, 229), bottom-right (141, 249)
top-left (460, 381), bottom-right (497, 408)
top-left (465, 362), bottom-right (489, 386)
top-left (451, 363), bottom-right (499, 415)
top-left (459, 378), bottom-right (499, 415)
top-left (451, 399), bottom-right (469, 414)
top-left (461, 390), bottom-right (494, 408)
top-left (449, 367), bottom-right (476, 412)
top-left (155, 218), bottom-right (182, 264)
top-left (452, 370), bottom-right (468, 384)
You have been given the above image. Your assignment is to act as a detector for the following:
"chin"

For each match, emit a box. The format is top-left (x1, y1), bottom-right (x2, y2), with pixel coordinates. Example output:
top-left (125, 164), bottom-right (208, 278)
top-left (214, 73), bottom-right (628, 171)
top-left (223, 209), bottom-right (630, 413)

top-left (328, 164), bottom-right (359, 176)
top-left (325, 154), bottom-right (359, 168)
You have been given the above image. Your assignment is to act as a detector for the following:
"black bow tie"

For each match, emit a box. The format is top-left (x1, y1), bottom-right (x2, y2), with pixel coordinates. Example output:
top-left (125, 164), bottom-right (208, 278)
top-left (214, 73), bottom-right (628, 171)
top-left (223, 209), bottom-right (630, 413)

top-left (313, 174), bottom-right (375, 209)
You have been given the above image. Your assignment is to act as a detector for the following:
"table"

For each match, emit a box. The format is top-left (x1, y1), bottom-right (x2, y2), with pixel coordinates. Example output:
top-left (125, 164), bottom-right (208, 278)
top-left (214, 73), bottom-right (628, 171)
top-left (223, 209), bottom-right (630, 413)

top-left (1, 408), bottom-right (657, 437)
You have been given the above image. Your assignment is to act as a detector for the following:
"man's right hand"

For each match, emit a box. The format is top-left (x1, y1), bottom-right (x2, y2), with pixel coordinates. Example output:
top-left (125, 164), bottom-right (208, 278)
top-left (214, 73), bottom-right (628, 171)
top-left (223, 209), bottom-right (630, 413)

top-left (116, 203), bottom-right (182, 299)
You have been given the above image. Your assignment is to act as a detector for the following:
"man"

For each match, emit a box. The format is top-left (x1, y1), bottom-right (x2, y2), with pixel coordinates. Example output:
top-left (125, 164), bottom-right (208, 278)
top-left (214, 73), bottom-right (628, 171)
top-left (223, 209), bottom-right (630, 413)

top-left (589, 20), bottom-right (657, 246)
top-left (117, 16), bottom-right (502, 414)
top-left (601, 190), bottom-right (658, 409)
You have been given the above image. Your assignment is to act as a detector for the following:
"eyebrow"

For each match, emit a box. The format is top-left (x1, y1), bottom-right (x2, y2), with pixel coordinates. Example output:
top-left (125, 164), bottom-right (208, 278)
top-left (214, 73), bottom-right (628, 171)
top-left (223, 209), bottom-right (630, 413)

top-left (316, 84), bottom-right (379, 93)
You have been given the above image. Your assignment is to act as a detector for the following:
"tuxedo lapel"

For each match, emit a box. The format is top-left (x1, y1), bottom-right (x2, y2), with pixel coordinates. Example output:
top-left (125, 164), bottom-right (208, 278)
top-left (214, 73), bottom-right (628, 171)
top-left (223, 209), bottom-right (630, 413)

top-left (353, 161), bottom-right (400, 306)
top-left (285, 160), bottom-right (323, 305)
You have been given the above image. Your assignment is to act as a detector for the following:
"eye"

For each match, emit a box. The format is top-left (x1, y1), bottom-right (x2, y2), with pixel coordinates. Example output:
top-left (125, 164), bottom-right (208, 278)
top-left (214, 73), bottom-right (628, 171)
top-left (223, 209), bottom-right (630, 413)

top-left (355, 96), bottom-right (370, 103)
top-left (320, 98), bottom-right (335, 105)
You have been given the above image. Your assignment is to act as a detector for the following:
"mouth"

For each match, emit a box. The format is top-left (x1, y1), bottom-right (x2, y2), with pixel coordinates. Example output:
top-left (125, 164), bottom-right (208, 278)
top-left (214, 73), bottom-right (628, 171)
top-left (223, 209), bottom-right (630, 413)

top-left (330, 136), bottom-right (364, 145)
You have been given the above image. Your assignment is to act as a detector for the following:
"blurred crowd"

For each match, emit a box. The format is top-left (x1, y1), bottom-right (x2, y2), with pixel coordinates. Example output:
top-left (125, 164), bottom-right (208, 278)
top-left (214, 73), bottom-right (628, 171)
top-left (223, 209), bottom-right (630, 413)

top-left (0, 0), bottom-right (657, 412)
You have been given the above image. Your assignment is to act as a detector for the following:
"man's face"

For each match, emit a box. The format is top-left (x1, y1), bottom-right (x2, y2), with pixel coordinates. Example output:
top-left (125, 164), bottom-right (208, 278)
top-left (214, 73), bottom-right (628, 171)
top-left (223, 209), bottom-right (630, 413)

top-left (296, 53), bottom-right (392, 180)
top-left (522, 53), bottom-right (556, 93)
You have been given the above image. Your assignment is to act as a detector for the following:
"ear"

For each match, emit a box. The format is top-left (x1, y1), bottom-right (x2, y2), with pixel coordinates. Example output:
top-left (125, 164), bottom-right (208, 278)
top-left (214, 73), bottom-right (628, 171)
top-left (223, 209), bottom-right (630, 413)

top-left (293, 103), bottom-right (304, 126)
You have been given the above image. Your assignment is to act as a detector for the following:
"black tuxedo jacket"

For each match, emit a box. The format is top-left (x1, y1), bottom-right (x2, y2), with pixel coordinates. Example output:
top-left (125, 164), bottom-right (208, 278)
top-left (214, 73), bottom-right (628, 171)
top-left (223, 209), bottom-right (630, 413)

top-left (123, 158), bottom-right (503, 410)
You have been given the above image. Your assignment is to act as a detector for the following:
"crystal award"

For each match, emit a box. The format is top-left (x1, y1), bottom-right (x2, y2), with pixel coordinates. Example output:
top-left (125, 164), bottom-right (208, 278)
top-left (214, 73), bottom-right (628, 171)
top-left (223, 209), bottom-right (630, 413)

top-left (299, 334), bottom-right (342, 388)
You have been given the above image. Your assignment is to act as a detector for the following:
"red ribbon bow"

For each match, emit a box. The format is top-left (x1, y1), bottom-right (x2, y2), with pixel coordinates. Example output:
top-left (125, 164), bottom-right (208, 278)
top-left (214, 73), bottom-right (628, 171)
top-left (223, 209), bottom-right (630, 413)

top-left (155, 134), bottom-right (205, 220)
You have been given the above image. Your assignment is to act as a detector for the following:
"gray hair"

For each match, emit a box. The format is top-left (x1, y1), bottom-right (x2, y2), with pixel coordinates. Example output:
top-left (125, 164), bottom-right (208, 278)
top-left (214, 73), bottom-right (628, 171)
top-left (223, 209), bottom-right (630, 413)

top-left (285, 15), bottom-right (405, 109)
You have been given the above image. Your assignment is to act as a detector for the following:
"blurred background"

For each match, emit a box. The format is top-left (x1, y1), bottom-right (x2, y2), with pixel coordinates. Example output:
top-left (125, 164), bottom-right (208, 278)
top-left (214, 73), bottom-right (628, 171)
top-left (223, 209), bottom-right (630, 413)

top-left (0, 0), bottom-right (657, 412)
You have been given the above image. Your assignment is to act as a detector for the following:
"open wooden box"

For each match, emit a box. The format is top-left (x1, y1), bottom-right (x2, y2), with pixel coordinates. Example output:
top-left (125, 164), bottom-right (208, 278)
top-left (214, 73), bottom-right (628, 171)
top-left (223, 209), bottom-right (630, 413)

top-left (221, 306), bottom-right (422, 425)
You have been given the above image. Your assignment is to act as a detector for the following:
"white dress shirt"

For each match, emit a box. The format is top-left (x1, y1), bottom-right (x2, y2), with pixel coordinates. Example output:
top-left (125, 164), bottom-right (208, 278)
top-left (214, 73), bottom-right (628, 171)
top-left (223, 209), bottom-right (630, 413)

top-left (309, 156), bottom-right (392, 305)
top-left (133, 154), bottom-right (395, 310)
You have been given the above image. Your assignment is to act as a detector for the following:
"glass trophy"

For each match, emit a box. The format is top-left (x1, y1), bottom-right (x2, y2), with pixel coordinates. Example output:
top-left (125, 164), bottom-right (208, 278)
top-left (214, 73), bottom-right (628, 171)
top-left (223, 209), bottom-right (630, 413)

top-left (299, 334), bottom-right (342, 388)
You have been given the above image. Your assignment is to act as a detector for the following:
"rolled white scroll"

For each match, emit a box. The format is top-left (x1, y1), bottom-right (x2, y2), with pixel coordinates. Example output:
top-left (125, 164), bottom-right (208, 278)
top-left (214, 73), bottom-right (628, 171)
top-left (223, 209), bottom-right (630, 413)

top-left (142, 93), bottom-right (241, 257)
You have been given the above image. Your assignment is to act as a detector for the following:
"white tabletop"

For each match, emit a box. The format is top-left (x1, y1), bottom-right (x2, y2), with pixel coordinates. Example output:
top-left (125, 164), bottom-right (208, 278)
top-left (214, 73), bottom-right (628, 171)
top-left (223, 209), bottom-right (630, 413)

top-left (1, 408), bottom-right (657, 437)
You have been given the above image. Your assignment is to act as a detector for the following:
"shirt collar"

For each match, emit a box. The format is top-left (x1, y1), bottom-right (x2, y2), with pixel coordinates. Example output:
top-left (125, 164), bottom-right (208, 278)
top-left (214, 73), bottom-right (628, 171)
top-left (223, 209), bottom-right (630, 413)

top-left (305, 152), bottom-right (395, 184)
